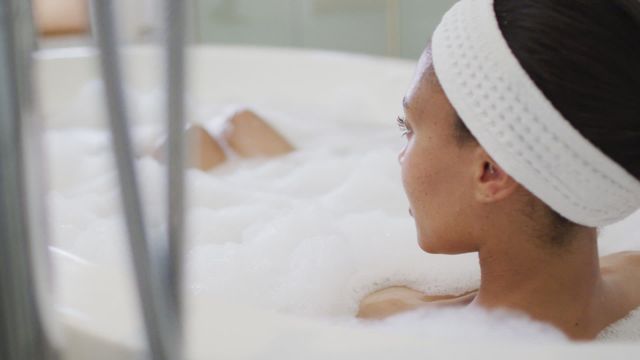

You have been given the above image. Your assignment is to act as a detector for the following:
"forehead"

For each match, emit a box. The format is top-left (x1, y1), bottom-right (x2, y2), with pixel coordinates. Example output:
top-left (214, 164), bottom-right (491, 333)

top-left (404, 45), bottom-right (453, 120)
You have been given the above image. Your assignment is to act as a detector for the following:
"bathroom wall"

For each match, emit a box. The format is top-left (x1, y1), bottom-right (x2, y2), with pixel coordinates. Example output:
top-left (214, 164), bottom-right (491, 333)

top-left (194, 0), bottom-right (456, 59)
top-left (37, 0), bottom-right (456, 59)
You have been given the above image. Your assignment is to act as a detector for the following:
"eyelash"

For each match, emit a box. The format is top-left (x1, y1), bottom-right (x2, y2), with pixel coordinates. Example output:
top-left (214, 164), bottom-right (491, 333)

top-left (397, 116), bottom-right (412, 137)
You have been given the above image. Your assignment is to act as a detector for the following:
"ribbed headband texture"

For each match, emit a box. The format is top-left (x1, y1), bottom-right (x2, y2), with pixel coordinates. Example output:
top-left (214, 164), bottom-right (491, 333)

top-left (431, 0), bottom-right (640, 226)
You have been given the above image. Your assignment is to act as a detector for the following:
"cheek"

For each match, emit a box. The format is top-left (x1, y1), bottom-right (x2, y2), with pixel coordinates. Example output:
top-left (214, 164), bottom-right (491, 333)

top-left (399, 139), bottom-right (463, 244)
top-left (400, 141), bottom-right (433, 208)
top-left (401, 147), bottom-right (476, 253)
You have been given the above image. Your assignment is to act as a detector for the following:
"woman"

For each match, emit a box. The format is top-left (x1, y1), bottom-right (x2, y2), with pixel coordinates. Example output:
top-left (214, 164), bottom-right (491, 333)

top-left (359, 0), bottom-right (640, 341)
top-left (160, 0), bottom-right (640, 341)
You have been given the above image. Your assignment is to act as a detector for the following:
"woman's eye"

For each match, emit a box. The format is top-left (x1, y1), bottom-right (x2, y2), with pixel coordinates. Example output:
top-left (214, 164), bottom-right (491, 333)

top-left (396, 116), bottom-right (412, 138)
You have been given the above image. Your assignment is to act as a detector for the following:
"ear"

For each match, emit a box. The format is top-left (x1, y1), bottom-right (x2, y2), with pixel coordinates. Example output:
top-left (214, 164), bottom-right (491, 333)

top-left (472, 149), bottom-right (519, 203)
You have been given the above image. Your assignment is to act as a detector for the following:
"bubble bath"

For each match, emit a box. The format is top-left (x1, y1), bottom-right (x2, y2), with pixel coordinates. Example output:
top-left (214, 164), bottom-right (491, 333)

top-left (49, 82), bottom-right (485, 314)
top-left (43, 50), bottom-right (640, 349)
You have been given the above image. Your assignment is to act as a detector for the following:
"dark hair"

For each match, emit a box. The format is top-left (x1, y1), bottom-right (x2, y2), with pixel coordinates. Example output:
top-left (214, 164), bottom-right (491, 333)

top-left (494, 0), bottom-right (640, 181)
top-left (453, 0), bottom-right (640, 236)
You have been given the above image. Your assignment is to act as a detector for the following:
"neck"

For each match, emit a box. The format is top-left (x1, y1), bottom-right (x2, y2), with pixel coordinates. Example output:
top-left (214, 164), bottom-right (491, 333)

top-left (471, 225), bottom-right (606, 340)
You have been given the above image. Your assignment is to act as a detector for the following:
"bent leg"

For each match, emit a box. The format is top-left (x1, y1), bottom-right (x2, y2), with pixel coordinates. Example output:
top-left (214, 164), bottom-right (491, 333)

top-left (222, 110), bottom-right (295, 158)
top-left (153, 124), bottom-right (227, 171)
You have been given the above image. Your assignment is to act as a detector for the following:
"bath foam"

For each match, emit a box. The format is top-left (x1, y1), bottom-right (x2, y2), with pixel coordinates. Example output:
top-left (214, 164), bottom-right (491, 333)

top-left (48, 84), bottom-right (640, 342)
top-left (360, 305), bottom-right (569, 343)
top-left (598, 307), bottom-right (640, 342)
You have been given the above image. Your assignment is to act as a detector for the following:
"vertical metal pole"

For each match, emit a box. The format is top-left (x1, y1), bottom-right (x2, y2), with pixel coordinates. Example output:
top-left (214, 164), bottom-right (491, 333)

top-left (164, 1), bottom-right (187, 358)
top-left (89, 1), bottom-right (179, 359)
top-left (0, 0), bottom-right (58, 359)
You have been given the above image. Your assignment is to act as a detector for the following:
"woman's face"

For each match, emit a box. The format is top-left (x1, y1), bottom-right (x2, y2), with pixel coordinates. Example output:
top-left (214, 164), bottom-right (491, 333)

top-left (399, 46), bottom-right (481, 254)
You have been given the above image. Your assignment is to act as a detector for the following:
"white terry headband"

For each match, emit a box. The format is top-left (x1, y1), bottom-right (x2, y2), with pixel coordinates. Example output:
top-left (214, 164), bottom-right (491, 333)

top-left (431, 0), bottom-right (640, 227)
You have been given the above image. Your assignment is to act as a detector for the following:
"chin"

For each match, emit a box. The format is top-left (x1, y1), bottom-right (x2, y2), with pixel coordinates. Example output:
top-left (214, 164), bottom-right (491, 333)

top-left (417, 234), bottom-right (446, 254)
top-left (417, 233), bottom-right (473, 255)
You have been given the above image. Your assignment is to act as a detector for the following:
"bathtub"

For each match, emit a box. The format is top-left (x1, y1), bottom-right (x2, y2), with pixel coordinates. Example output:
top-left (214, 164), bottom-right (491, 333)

top-left (37, 46), bottom-right (639, 359)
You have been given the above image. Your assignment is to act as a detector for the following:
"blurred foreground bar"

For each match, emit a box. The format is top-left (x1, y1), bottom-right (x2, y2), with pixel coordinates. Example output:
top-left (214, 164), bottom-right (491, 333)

top-left (0, 0), bottom-right (58, 359)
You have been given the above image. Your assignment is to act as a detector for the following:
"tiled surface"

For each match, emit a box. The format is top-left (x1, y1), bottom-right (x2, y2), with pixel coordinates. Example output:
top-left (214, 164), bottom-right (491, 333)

top-left (196, 0), bottom-right (457, 59)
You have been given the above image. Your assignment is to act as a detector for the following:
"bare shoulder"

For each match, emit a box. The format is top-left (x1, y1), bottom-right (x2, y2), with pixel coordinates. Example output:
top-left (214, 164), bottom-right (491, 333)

top-left (600, 251), bottom-right (640, 311)
top-left (357, 286), bottom-right (477, 320)
top-left (600, 251), bottom-right (640, 275)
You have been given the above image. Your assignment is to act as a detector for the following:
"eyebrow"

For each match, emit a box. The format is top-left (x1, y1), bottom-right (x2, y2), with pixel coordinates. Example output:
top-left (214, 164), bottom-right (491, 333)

top-left (402, 96), bottom-right (410, 111)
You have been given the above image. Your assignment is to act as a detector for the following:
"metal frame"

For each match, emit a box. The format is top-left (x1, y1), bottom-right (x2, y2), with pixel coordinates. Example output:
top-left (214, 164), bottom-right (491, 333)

top-left (89, 0), bottom-right (187, 358)
top-left (0, 0), bottom-right (57, 359)
top-left (1, 0), bottom-right (188, 358)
